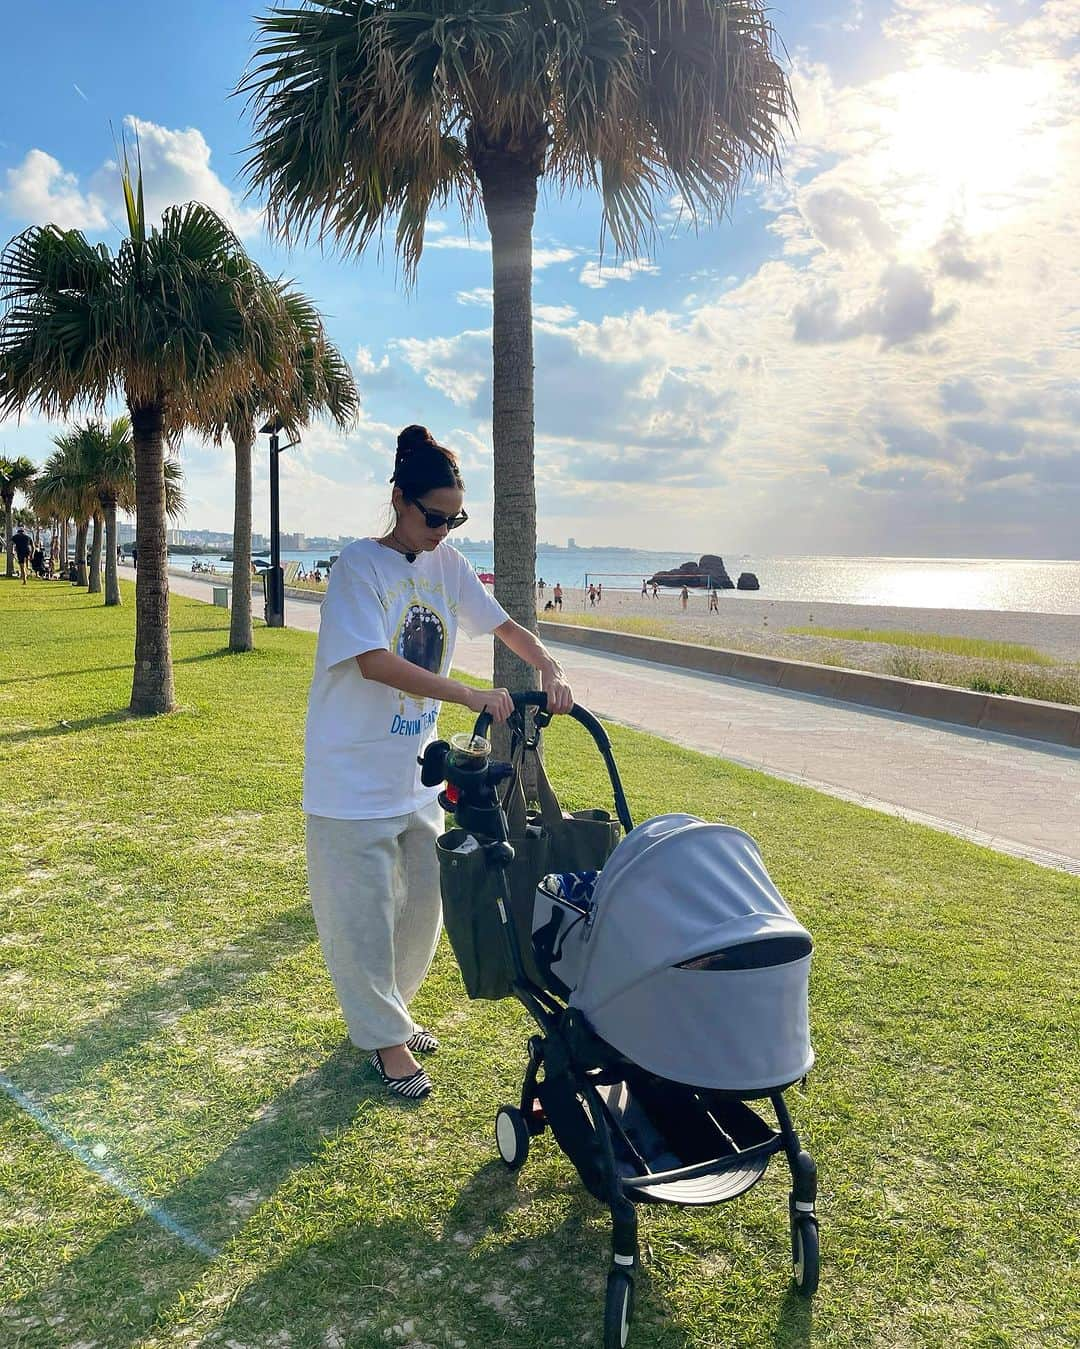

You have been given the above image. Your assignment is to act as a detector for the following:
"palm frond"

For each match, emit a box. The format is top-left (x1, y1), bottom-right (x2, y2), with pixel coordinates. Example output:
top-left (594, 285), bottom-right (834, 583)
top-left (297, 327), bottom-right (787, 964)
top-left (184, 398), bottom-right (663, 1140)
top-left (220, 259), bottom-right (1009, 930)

top-left (240, 0), bottom-right (793, 261)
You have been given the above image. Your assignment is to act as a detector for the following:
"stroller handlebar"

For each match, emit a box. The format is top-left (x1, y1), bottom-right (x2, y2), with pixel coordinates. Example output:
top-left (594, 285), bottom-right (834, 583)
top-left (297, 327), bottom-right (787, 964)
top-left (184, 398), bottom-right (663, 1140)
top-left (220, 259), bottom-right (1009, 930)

top-left (472, 692), bottom-right (634, 833)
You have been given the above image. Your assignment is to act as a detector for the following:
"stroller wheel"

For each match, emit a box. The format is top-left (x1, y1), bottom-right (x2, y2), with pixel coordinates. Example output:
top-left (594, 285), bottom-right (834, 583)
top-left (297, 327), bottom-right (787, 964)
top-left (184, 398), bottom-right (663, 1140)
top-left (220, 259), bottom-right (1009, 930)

top-left (791, 1214), bottom-right (820, 1297)
top-left (495, 1106), bottom-right (530, 1171)
top-left (603, 1269), bottom-right (634, 1349)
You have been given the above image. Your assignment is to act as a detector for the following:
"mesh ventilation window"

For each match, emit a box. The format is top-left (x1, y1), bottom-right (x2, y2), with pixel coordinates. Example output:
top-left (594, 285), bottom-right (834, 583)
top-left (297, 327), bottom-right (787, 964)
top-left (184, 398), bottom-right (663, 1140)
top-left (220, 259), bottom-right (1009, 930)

top-left (676, 934), bottom-right (812, 971)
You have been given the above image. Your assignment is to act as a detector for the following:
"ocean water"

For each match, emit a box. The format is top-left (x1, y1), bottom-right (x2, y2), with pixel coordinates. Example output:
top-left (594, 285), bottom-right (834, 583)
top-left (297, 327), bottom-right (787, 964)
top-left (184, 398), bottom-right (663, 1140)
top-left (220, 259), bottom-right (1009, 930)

top-left (169, 546), bottom-right (1080, 616)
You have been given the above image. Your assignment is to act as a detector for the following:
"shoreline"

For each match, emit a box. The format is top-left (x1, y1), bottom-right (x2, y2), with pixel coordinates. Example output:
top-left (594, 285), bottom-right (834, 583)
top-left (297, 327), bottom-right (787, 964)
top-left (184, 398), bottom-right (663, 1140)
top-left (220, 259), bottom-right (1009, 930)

top-left (546, 588), bottom-right (1080, 662)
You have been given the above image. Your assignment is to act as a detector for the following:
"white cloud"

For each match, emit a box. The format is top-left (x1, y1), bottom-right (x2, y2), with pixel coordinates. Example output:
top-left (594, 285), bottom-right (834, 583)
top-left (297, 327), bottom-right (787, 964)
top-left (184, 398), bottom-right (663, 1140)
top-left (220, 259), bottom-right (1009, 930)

top-left (1, 149), bottom-right (109, 231)
top-left (579, 258), bottom-right (659, 289)
top-left (425, 234), bottom-right (490, 252)
top-left (455, 287), bottom-right (493, 307)
top-left (93, 117), bottom-right (264, 238)
top-left (1, 118), bottom-right (263, 238)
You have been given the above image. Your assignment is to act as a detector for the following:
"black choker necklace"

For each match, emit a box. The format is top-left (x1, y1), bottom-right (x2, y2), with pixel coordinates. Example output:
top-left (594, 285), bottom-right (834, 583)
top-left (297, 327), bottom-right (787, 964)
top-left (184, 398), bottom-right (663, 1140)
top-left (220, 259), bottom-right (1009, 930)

top-left (383, 532), bottom-right (416, 563)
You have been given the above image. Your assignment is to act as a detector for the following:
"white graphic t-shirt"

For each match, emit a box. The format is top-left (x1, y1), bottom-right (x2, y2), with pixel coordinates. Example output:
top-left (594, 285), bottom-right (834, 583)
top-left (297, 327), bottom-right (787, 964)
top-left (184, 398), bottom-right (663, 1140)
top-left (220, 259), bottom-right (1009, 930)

top-left (303, 539), bottom-right (509, 819)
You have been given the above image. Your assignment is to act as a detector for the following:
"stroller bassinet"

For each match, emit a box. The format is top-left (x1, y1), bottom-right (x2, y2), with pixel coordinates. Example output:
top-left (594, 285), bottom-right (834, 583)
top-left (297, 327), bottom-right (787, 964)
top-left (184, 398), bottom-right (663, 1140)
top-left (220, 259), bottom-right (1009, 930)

top-left (423, 694), bottom-right (820, 1349)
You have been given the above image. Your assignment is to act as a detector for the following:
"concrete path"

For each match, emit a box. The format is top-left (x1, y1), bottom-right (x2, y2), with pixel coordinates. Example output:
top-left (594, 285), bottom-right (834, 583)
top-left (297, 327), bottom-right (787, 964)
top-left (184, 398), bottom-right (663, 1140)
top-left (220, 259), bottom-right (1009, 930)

top-left (159, 568), bottom-right (1080, 875)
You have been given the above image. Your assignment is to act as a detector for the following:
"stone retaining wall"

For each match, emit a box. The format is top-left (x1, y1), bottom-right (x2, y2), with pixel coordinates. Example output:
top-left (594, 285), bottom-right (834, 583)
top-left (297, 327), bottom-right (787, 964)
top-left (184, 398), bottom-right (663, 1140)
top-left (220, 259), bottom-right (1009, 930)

top-left (538, 621), bottom-right (1080, 750)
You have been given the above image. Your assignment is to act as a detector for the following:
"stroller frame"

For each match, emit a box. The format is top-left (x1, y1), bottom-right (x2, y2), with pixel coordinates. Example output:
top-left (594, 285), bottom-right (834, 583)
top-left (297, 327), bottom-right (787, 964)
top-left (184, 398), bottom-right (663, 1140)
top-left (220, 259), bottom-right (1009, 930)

top-left (421, 693), bottom-right (819, 1347)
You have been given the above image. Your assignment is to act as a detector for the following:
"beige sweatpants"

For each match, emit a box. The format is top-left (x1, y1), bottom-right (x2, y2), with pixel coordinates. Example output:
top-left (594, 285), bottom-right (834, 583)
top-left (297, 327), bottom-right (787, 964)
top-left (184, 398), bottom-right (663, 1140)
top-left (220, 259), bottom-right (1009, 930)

top-left (305, 798), bottom-right (444, 1050)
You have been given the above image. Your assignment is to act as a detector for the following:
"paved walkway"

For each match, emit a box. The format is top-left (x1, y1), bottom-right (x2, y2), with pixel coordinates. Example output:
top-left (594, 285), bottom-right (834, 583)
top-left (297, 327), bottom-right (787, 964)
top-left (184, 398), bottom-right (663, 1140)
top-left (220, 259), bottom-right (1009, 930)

top-left (159, 568), bottom-right (1080, 875)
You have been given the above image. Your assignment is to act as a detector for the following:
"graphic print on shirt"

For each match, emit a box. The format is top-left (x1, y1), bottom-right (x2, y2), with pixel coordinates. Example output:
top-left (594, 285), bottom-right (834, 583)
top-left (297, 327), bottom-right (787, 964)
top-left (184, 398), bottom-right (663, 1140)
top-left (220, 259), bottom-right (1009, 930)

top-left (394, 602), bottom-right (446, 674)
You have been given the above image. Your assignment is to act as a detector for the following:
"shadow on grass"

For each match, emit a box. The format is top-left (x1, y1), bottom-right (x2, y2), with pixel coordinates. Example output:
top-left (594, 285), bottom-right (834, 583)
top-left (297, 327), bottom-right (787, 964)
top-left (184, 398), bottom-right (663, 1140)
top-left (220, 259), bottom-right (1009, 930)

top-left (4, 1042), bottom-right (374, 1347)
top-left (0, 664), bottom-right (133, 688)
top-left (188, 1157), bottom-right (698, 1349)
top-left (0, 708), bottom-right (134, 745)
top-left (774, 1285), bottom-right (813, 1347)
top-left (5, 1048), bottom-right (701, 1349)
top-left (4, 906), bottom-right (314, 1099)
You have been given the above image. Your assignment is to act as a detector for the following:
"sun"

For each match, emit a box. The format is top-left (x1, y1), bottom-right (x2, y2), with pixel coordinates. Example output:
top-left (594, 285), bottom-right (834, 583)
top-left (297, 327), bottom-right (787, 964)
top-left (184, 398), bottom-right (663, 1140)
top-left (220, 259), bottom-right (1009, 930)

top-left (871, 60), bottom-right (1063, 250)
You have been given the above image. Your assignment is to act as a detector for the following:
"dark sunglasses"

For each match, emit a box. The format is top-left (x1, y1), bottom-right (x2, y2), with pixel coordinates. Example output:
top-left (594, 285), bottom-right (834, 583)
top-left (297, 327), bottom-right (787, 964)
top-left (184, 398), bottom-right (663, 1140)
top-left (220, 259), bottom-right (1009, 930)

top-left (408, 498), bottom-right (469, 531)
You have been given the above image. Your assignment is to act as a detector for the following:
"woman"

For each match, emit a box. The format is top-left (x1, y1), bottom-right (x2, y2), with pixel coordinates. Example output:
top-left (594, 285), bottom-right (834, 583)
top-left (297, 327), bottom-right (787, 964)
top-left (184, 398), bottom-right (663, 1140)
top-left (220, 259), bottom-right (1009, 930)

top-left (304, 425), bottom-right (573, 1100)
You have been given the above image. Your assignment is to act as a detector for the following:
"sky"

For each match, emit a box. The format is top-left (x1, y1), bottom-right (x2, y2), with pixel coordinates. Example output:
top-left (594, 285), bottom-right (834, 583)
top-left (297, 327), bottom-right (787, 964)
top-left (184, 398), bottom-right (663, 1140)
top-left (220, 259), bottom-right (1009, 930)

top-left (0, 0), bottom-right (1076, 558)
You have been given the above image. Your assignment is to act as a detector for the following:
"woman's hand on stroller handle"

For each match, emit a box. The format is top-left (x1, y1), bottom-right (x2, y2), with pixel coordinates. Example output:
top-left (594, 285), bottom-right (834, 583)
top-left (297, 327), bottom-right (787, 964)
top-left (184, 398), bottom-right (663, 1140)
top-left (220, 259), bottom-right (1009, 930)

top-left (463, 686), bottom-right (514, 724)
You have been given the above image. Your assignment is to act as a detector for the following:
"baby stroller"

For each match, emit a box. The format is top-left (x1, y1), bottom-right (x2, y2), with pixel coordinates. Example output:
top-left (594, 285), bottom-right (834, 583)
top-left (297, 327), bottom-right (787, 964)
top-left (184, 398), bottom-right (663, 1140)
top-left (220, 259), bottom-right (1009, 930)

top-left (421, 693), bottom-right (819, 1348)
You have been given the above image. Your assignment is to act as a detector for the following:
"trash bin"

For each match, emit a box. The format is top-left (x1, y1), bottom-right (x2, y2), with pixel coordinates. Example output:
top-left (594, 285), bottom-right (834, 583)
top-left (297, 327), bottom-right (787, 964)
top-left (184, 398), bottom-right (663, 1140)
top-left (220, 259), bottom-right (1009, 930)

top-left (212, 585), bottom-right (229, 608)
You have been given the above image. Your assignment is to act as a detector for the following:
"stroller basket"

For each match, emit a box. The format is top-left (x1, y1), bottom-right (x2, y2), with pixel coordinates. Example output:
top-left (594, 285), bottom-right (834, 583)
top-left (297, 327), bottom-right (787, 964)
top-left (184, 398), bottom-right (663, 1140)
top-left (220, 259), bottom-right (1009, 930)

top-left (591, 1070), bottom-right (782, 1206)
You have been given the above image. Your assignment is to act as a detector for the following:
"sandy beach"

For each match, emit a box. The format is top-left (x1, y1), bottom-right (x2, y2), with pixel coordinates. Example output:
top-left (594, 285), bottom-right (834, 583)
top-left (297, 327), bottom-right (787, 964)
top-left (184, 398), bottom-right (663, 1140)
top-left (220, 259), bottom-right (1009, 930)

top-left (543, 588), bottom-right (1080, 663)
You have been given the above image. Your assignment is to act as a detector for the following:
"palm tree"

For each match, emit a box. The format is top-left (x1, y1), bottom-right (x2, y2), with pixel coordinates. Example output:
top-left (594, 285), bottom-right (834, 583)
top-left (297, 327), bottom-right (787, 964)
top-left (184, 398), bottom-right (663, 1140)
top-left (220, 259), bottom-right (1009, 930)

top-left (30, 441), bottom-right (93, 584)
top-left (240, 0), bottom-right (793, 691)
top-left (1, 454), bottom-right (37, 578)
top-left (208, 287), bottom-right (358, 653)
top-left (0, 150), bottom-right (292, 714)
top-left (35, 426), bottom-right (185, 603)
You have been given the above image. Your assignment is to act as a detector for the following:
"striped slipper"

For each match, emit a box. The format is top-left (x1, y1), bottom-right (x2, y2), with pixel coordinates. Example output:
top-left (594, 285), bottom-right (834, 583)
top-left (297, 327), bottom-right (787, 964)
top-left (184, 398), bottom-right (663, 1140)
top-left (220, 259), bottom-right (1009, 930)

top-left (406, 1027), bottom-right (440, 1054)
top-left (369, 1050), bottom-right (432, 1100)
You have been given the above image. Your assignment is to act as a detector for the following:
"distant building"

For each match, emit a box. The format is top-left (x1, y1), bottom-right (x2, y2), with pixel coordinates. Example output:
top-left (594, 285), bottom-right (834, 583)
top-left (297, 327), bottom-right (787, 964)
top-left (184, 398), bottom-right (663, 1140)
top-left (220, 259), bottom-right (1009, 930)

top-left (281, 532), bottom-right (306, 550)
top-left (567, 537), bottom-right (577, 549)
top-left (251, 534), bottom-right (268, 551)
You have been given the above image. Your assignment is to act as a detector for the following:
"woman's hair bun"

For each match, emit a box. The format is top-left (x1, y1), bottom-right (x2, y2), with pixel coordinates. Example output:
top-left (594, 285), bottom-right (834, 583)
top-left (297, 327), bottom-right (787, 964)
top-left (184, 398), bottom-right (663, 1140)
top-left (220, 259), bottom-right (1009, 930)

top-left (397, 424), bottom-right (437, 457)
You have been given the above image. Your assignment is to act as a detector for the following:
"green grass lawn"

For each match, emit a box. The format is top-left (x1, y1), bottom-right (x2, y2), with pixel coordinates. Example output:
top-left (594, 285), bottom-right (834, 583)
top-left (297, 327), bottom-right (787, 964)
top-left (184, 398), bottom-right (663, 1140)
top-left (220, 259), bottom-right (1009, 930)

top-left (1, 579), bottom-right (1077, 1348)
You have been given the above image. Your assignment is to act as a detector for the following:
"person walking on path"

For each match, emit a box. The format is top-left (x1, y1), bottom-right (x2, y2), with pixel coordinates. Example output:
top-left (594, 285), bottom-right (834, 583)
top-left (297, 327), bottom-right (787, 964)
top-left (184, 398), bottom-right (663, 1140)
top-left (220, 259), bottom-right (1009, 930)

top-left (12, 526), bottom-right (32, 584)
top-left (304, 425), bottom-right (573, 1101)
top-left (553, 582), bottom-right (563, 611)
top-left (681, 585), bottom-right (689, 611)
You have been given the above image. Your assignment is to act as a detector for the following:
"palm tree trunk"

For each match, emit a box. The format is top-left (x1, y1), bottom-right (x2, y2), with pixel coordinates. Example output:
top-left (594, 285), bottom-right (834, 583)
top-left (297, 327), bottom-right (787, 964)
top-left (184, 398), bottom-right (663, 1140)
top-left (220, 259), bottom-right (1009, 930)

top-left (103, 499), bottom-right (121, 606)
top-left (475, 141), bottom-right (543, 701)
top-left (229, 421), bottom-right (254, 652)
top-left (3, 497), bottom-right (12, 579)
top-left (88, 513), bottom-right (103, 594)
top-left (75, 519), bottom-right (89, 587)
top-left (129, 401), bottom-right (175, 715)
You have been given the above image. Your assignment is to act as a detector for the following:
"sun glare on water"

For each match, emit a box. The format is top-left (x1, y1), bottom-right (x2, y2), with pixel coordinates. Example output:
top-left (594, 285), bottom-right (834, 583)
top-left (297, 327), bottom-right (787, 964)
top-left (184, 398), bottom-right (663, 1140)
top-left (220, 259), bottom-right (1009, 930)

top-left (875, 62), bottom-right (1063, 249)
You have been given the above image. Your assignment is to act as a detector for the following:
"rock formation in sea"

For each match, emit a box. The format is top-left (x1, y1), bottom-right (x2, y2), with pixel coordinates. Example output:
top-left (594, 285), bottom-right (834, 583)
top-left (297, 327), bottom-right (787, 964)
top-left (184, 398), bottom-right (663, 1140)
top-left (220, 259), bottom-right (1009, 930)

top-left (647, 554), bottom-right (735, 589)
top-left (737, 572), bottom-right (760, 590)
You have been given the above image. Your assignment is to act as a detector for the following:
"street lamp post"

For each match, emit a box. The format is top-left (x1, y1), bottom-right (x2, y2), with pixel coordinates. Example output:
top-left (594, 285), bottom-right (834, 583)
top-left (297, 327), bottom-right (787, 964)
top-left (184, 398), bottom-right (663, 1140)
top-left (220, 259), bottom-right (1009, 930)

top-left (260, 418), bottom-right (300, 628)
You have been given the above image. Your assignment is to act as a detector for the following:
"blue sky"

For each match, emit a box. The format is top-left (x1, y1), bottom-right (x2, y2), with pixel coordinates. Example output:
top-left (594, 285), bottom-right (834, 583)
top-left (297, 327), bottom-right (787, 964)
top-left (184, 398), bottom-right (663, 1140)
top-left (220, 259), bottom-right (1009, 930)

top-left (1, 1), bottom-right (1077, 557)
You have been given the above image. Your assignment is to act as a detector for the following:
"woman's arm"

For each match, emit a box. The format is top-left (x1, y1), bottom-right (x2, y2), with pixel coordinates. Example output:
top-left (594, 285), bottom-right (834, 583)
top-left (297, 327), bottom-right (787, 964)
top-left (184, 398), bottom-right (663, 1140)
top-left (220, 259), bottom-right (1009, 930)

top-left (493, 619), bottom-right (574, 714)
top-left (355, 649), bottom-right (513, 721)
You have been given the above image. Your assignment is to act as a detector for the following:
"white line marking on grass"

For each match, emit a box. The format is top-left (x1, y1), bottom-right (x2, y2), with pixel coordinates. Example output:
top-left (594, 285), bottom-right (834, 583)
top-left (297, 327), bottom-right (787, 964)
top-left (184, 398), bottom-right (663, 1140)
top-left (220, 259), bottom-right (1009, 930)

top-left (0, 1071), bottom-right (219, 1259)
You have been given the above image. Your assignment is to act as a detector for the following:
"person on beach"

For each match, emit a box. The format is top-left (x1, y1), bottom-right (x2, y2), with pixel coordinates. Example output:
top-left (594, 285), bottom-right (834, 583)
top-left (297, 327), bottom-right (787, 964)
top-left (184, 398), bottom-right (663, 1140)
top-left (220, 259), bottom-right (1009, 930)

top-left (537, 577), bottom-right (545, 600)
top-left (641, 579), bottom-right (648, 596)
top-left (12, 526), bottom-right (32, 584)
top-left (553, 582), bottom-right (563, 611)
top-left (597, 583), bottom-right (602, 603)
top-left (708, 588), bottom-right (719, 613)
top-left (681, 585), bottom-right (689, 611)
top-left (588, 584), bottom-right (597, 607)
top-left (303, 424), bottom-right (573, 1101)
top-left (651, 581), bottom-right (659, 599)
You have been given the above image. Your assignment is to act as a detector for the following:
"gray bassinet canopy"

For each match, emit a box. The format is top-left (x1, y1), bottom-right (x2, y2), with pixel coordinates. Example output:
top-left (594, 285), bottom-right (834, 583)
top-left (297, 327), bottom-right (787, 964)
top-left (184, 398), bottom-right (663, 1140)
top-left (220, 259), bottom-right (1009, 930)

top-left (568, 814), bottom-right (814, 1093)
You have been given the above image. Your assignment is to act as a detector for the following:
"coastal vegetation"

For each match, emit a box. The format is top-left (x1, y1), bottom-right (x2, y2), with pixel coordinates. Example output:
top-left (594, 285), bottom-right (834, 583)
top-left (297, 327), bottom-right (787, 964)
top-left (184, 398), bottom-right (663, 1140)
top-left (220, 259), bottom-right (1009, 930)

top-left (0, 453), bottom-right (35, 577)
top-left (205, 285), bottom-right (357, 654)
top-left (0, 148), bottom-right (353, 706)
top-left (544, 609), bottom-right (1080, 707)
top-left (785, 626), bottom-right (1055, 666)
top-left (1, 580), bottom-right (1076, 1346)
top-left (239, 0), bottom-right (794, 696)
